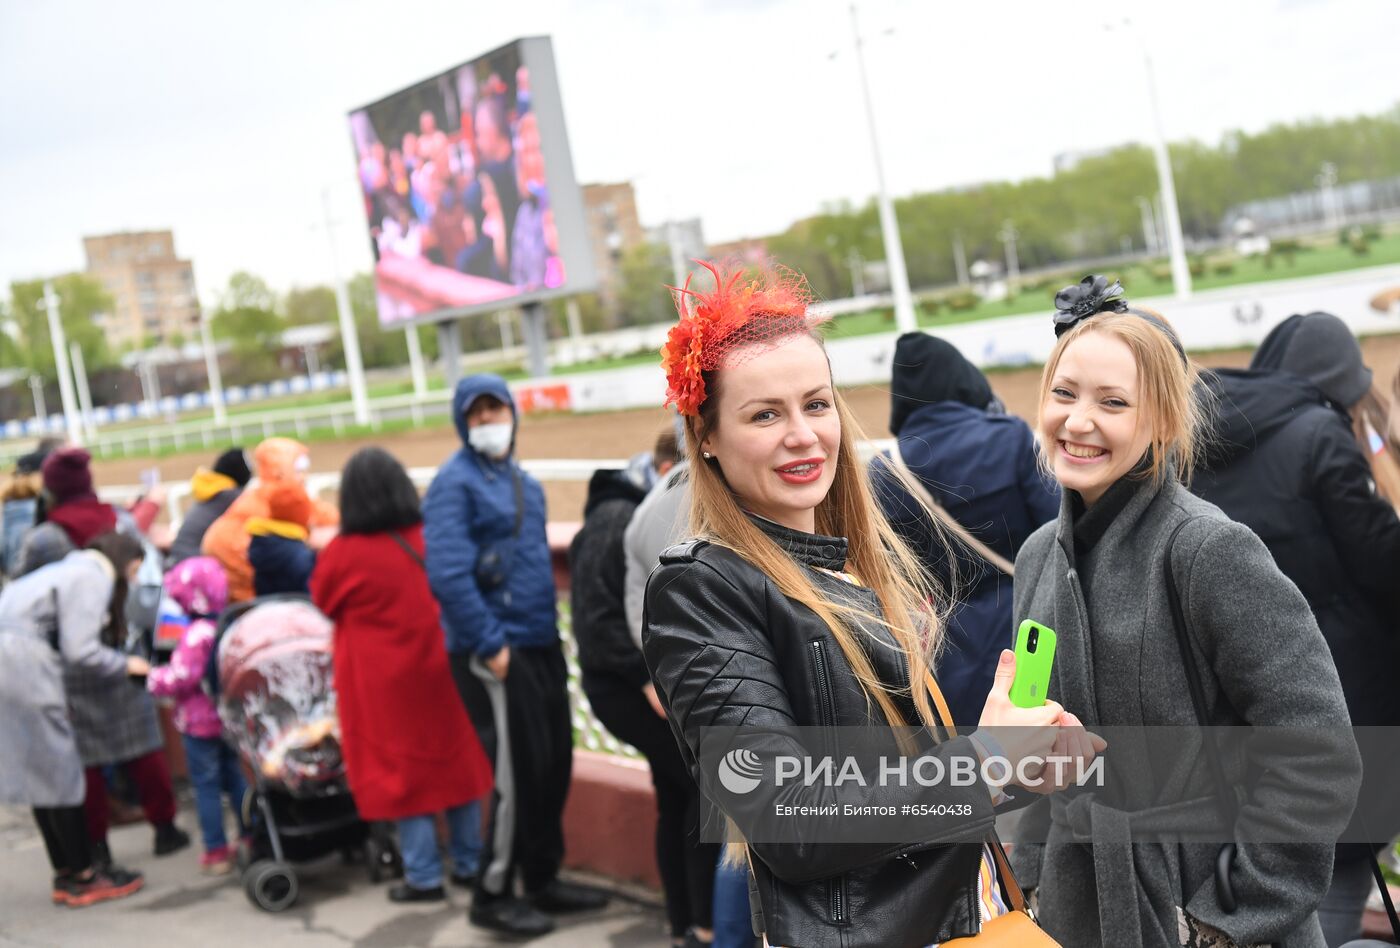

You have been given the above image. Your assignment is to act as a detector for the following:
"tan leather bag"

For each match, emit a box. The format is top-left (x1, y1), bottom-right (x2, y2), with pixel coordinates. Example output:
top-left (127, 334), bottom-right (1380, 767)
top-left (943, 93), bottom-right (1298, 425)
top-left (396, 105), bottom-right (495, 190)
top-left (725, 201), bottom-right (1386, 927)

top-left (924, 671), bottom-right (1062, 947)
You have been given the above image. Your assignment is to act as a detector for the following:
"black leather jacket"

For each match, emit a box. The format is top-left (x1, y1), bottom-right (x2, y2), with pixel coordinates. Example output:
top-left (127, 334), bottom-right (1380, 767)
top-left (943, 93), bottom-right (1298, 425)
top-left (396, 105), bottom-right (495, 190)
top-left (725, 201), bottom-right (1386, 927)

top-left (641, 517), bottom-right (997, 948)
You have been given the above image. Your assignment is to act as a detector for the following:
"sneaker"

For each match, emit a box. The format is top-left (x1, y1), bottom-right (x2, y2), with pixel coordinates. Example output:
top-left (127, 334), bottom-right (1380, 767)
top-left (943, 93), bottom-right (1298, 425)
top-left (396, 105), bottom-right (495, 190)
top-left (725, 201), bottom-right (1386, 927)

top-left (387, 883), bottom-right (446, 903)
top-left (200, 845), bottom-right (234, 876)
top-left (153, 823), bottom-right (190, 856)
top-left (469, 897), bottom-right (556, 937)
top-left (60, 868), bottom-right (145, 908)
top-left (528, 879), bottom-right (609, 914)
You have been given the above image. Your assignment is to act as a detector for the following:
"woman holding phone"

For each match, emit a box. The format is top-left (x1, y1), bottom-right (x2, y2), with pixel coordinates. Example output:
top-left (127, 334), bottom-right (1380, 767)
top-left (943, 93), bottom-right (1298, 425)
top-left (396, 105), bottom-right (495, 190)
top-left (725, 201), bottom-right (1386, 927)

top-left (641, 262), bottom-right (1102, 948)
top-left (1010, 277), bottom-right (1360, 948)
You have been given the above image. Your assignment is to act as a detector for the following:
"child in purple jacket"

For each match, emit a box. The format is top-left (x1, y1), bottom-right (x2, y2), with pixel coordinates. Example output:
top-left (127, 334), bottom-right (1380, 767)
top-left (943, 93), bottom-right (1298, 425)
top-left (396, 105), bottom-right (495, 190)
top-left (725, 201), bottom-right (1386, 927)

top-left (148, 557), bottom-right (248, 874)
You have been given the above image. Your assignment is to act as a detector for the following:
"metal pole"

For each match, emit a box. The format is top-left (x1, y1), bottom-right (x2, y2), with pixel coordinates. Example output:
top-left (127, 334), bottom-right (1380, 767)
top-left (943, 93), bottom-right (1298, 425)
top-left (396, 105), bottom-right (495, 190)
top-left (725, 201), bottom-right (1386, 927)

top-left (69, 342), bottom-right (97, 441)
top-left (1137, 37), bottom-right (1191, 298)
top-left (847, 250), bottom-right (867, 297)
top-left (321, 189), bottom-right (371, 426)
top-left (405, 324), bottom-right (428, 398)
top-left (438, 320), bottom-right (463, 393)
top-left (40, 282), bottom-right (83, 444)
top-left (953, 232), bottom-right (970, 287)
top-left (199, 306), bottom-right (227, 424)
top-left (1136, 197), bottom-right (1159, 254)
top-left (28, 375), bottom-right (47, 423)
top-left (497, 309), bottom-right (516, 353)
top-left (565, 298), bottom-right (584, 345)
top-left (665, 220), bottom-right (688, 289)
top-left (999, 221), bottom-right (1020, 295)
top-left (520, 301), bottom-right (550, 379)
top-left (849, 3), bottom-right (917, 333)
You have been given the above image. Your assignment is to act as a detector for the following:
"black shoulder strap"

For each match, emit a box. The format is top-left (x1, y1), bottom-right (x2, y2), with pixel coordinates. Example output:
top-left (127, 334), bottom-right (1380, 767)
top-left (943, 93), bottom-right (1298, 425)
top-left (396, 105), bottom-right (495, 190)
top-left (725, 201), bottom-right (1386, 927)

top-left (1163, 519), bottom-right (1240, 914)
top-left (389, 530), bottom-right (426, 570)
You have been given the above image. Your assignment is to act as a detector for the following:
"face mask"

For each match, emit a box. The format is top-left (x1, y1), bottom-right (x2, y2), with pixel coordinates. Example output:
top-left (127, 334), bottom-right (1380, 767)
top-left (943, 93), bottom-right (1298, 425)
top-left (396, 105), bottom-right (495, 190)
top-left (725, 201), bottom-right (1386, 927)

top-left (468, 422), bottom-right (513, 459)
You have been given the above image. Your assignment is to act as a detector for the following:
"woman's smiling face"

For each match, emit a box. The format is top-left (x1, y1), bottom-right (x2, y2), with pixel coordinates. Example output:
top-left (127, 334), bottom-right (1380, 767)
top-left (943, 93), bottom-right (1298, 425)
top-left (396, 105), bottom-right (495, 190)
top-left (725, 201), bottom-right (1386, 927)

top-left (1039, 330), bottom-right (1154, 505)
top-left (701, 334), bottom-right (840, 534)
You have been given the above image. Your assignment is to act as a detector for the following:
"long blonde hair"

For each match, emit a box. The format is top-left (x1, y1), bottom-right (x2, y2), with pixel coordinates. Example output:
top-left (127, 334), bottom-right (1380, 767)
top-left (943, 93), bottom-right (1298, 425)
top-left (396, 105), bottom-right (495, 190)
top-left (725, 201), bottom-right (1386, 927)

top-left (685, 334), bottom-right (948, 734)
top-left (1036, 308), bottom-right (1207, 486)
top-left (1356, 381), bottom-right (1400, 508)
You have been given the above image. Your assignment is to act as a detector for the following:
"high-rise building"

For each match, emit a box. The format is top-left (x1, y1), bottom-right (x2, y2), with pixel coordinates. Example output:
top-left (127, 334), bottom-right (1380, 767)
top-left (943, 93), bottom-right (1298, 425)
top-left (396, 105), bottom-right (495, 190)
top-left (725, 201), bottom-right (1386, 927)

top-left (83, 230), bottom-right (199, 351)
top-left (581, 182), bottom-right (645, 302)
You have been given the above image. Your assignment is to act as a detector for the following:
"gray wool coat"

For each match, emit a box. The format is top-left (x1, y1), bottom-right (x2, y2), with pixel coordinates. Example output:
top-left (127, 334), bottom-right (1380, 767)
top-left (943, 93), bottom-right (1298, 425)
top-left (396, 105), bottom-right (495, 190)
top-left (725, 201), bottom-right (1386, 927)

top-left (1011, 473), bottom-right (1360, 948)
top-left (0, 551), bottom-right (129, 807)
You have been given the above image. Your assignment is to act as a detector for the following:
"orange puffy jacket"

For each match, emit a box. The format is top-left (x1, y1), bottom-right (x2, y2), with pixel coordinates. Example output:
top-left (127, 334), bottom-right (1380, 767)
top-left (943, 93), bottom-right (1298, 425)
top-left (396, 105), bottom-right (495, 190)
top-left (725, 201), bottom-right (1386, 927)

top-left (200, 438), bottom-right (339, 602)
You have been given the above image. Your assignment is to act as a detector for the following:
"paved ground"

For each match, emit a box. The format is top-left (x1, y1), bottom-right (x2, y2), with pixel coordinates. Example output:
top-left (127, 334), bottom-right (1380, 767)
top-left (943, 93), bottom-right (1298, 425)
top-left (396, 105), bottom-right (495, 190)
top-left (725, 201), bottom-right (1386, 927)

top-left (0, 804), bottom-right (669, 948)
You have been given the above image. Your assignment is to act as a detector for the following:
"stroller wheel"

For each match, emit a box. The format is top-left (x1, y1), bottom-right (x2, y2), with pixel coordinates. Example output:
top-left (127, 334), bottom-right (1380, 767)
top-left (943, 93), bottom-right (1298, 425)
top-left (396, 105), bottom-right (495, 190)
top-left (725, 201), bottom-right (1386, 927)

top-left (244, 859), bottom-right (298, 912)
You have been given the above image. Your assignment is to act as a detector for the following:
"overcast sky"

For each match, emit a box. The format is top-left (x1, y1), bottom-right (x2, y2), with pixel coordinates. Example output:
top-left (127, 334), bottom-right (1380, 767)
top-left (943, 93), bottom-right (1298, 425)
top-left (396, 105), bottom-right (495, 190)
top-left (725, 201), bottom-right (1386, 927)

top-left (2, 0), bottom-right (1396, 304)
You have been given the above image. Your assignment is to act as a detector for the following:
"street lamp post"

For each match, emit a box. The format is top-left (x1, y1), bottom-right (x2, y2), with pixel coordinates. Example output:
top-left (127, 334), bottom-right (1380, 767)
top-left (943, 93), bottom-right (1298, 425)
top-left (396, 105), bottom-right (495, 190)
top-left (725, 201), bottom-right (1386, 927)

top-left (1136, 196), bottom-right (1160, 255)
top-left (1110, 18), bottom-right (1191, 299)
top-left (320, 189), bottom-right (371, 427)
top-left (39, 282), bottom-right (84, 444)
top-left (198, 305), bottom-right (227, 424)
top-left (846, 3), bottom-right (917, 334)
top-left (28, 375), bottom-right (46, 424)
top-left (999, 221), bottom-right (1020, 295)
top-left (1316, 162), bottom-right (1341, 230)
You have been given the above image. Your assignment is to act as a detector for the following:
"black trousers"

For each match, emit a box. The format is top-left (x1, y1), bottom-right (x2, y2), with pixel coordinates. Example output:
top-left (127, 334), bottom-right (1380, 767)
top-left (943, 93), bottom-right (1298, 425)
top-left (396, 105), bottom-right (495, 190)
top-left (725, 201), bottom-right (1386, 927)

top-left (33, 805), bottom-right (93, 876)
top-left (451, 643), bottom-right (573, 901)
top-left (586, 682), bottom-right (719, 938)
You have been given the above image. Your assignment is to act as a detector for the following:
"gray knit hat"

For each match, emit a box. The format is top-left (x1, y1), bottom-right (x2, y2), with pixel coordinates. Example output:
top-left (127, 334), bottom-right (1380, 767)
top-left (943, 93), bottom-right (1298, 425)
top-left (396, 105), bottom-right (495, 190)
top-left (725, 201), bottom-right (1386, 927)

top-left (1277, 312), bottom-right (1372, 409)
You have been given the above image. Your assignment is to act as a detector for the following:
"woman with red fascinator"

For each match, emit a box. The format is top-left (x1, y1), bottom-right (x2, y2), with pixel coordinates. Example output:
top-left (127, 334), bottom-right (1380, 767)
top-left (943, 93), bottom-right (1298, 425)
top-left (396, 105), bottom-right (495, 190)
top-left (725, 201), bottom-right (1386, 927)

top-left (640, 261), bottom-right (1100, 947)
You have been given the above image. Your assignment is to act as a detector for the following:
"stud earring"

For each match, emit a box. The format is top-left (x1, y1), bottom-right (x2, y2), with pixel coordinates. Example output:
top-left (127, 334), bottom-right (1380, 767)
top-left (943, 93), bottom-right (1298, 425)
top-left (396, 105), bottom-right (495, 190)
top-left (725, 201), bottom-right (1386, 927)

top-left (702, 451), bottom-right (713, 459)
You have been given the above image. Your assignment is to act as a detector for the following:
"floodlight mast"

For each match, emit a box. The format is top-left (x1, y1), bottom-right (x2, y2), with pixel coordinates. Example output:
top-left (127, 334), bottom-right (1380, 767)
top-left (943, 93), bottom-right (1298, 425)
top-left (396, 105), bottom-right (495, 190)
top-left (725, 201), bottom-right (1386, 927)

top-left (322, 189), bottom-right (371, 426)
top-left (40, 282), bottom-right (84, 444)
top-left (848, 3), bottom-right (917, 334)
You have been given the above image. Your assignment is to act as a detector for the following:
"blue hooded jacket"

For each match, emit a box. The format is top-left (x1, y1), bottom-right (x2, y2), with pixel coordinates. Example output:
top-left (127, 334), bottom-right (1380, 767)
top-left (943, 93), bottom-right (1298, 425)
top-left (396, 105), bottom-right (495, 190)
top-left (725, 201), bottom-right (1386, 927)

top-left (870, 334), bottom-right (1060, 726)
top-left (423, 374), bottom-right (557, 657)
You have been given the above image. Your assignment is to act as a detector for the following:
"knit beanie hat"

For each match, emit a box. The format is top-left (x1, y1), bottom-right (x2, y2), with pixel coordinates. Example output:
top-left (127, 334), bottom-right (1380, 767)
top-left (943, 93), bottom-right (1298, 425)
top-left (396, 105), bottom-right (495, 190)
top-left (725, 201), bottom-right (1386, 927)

top-left (266, 482), bottom-right (313, 529)
top-left (213, 447), bottom-right (253, 486)
top-left (42, 447), bottom-right (95, 504)
top-left (1276, 312), bottom-right (1372, 409)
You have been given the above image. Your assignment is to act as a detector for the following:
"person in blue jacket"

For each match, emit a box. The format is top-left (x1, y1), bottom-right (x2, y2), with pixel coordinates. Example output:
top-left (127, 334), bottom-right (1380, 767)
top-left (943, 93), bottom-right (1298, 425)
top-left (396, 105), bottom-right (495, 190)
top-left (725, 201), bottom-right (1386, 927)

top-left (870, 332), bottom-right (1060, 726)
top-left (423, 374), bottom-right (606, 939)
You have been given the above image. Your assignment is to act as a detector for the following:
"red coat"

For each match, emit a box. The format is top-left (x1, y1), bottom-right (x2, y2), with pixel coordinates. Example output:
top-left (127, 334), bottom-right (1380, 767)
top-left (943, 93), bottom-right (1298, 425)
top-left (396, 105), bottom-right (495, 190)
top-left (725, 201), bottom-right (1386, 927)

top-left (310, 524), bottom-right (491, 820)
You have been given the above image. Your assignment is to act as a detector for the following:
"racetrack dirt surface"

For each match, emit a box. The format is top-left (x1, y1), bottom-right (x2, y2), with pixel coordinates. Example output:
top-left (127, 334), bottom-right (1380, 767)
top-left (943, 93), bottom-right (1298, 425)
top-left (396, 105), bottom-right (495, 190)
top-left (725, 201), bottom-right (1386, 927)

top-left (90, 333), bottom-right (1400, 521)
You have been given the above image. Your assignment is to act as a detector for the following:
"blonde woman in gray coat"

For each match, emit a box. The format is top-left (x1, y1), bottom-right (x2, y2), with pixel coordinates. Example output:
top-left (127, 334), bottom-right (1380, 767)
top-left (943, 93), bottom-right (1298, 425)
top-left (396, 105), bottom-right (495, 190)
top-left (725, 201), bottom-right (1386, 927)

top-left (1010, 278), bottom-right (1361, 948)
top-left (0, 531), bottom-right (149, 907)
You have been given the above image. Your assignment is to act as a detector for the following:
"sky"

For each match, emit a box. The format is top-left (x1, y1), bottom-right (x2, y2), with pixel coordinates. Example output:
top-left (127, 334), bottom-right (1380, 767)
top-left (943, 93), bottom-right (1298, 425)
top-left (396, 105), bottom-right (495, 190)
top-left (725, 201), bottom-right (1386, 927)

top-left (1, 0), bottom-right (1397, 306)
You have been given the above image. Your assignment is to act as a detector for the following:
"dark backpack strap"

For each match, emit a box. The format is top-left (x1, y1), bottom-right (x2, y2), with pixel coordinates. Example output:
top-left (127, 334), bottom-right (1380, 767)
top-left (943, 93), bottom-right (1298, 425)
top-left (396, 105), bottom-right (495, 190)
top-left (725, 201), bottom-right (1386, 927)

top-left (1163, 519), bottom-right (1240, 914)
top-left (389, 530), bottom-right (426, 570)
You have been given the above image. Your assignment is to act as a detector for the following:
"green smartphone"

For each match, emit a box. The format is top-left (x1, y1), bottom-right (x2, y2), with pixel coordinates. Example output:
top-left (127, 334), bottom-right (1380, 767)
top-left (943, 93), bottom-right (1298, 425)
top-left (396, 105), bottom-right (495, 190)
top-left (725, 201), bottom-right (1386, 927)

top-left (1010, 619), bottom-right (1057, 708)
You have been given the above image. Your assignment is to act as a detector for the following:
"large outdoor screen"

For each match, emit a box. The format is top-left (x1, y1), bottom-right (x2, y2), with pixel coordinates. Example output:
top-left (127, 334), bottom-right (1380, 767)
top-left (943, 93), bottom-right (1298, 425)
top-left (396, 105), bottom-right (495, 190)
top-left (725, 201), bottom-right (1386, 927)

top-left (348, 36), bottom-right (596, 327)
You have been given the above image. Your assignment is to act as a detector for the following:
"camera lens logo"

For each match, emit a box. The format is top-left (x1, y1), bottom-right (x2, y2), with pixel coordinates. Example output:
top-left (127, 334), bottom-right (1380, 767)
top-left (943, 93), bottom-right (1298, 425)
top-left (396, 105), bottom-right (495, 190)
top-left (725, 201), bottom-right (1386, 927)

top-left (717, 748), bottom-right (763, 795)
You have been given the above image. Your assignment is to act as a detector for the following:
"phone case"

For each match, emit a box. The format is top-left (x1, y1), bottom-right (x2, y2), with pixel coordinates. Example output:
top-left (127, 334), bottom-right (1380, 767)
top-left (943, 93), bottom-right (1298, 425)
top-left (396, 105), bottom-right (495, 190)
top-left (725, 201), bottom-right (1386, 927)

top-left (1010, 619), bottom-right (1057, 708)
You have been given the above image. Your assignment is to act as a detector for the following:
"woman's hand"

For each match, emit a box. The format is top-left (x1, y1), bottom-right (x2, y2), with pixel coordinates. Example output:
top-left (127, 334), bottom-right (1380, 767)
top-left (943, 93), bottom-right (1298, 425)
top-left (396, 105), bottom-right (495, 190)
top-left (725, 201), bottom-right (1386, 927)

top-left (126, 655), bottom-right (151, 677)
top-left (976, 650), bottom-right (1106, 794)
top-left (977, 650), bottom-right (1061, 788)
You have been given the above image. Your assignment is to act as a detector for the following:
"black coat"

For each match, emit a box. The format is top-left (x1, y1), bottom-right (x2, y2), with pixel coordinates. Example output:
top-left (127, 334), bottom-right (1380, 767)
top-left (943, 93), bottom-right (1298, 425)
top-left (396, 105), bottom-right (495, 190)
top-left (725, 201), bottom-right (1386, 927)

top-left (642, 515), bottom-right (998, 948)
top-left (1192, 368), bottom-right (1400, 727)
top-left (569, 469), bottom-right (649, 693)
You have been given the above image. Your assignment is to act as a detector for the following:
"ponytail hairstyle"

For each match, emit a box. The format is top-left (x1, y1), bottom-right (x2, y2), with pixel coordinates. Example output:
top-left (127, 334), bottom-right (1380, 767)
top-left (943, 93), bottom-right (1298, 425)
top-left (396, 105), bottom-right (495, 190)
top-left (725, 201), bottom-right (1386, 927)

top-left (86, 531), bottom-right (145, 648)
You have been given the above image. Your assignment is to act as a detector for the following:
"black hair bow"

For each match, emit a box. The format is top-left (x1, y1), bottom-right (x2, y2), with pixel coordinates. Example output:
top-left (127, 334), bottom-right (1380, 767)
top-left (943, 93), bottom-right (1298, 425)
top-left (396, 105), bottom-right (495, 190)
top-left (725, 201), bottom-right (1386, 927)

top-left (1053, 275), bottom-right (1129, 336)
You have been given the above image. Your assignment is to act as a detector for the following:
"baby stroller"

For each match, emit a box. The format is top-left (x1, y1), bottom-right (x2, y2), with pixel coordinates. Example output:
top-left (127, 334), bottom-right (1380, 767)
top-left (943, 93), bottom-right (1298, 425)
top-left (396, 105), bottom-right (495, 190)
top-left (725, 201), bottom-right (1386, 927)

top-left (216, 595), bottom-right (398, 911)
